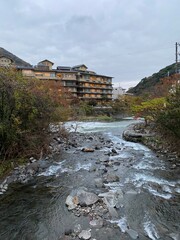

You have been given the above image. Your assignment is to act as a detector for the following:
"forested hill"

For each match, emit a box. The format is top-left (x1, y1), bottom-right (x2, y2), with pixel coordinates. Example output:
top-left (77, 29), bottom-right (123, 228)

top-left (128, 63), bottom-right (176, 95)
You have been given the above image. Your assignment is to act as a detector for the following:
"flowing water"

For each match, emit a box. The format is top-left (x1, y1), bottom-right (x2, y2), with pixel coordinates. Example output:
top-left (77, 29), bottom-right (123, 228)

top-left (0, 120), bottom-right (179, 240)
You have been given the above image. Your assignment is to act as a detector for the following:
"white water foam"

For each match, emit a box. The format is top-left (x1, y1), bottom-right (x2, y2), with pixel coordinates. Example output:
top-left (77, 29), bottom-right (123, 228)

top-left (143, 213), bottom-right (160, 240)
top-left (110, 217), bottom-right (128, 233)
top-left (174, 187), bottom-right (180, 193)
top-left (146, 186), bottom-right (172, 200)
top-left (38, 160), bottom-right (66, 176)
top-left (106, 131), bottom-right (151, 152)
top-left (64, 120), bottom-right (140, 134)
top-left (128, 173), bottom-right (180, 199)
top-left (39, 161), bottom-right (92, 176)
top-left (104, 182), bottom-right (124, 190)
top-left (132, 173), bottom-right (177, 188)
top-left (133, 159), bottom-right (165, 170)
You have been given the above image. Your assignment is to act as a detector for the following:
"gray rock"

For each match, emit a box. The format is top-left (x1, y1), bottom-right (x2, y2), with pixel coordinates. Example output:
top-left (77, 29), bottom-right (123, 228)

top-left (99, 189), bottom-right (123, 208)
top-left (99, 156), bottom-right (109, 162)
top-left (89, 166), bottom-right (96, 172)
top-left (104, 173), bottom-right (119, 183)
top-left (94, 178), bottom-right (103, 188)
top-left (74, 224), bottom-right (82, 234)
top-left (66, 188), bottom-right (99, 208)
top-left (65, 195), bottom-right (78, 210)
top-left (78, 229), bottom-right (91, 240)
top-left (78, 190), bottom-right (99, 206)
top-left (111, 148), bottom-right (118, 154)
top-left (126, 229), bottom-right (139, 239)
top-left (26, 162), bottom-right (39, 173)
top-left (38, 160), bottom-right (50, 169)
top-left (89, 218), bottom-right (104, 228)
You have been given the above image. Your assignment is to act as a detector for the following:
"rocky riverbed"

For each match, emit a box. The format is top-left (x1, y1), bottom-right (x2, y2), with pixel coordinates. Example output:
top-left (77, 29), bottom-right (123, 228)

top-left (0, 120), bottom-right (179, 240)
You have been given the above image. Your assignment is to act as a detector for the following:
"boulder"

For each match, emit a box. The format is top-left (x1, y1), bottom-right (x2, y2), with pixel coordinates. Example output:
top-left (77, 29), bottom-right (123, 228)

top-left (66, 188), bottom-right (99, 209)
top-left (78, 230), bottom-right (91, 240)
top-left (77, 190), bottom-right (99, 206)
top-left (89, 218), bottom-right (104, 228)
top-left (65, 195), bottom-right (79, 210)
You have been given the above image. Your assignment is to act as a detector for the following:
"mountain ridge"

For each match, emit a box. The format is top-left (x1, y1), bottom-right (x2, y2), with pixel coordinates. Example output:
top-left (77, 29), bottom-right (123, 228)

top-left (128, 63), bottom-right (176, 95)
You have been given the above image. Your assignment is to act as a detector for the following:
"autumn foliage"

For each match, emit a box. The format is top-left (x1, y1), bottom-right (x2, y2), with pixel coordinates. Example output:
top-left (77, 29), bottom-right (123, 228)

top-left (0, 68), bottom-right (71, 160)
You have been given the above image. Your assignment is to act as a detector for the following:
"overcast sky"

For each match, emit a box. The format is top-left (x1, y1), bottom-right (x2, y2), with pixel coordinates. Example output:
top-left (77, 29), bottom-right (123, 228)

top-left (0, 0), bottom-right (180, 89)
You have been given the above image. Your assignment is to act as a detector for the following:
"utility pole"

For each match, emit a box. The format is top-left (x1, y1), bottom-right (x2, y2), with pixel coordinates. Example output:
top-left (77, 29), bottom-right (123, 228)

top-left (175, 42), bottom-right (180, 73)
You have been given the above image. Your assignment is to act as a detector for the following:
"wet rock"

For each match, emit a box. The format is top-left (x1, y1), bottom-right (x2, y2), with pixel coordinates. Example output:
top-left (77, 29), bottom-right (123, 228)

top-left (66, 188), bottom-right (99, 208)
top-left (89, 218), bottom-right (104, 228)
top-left (38, 160), bottom-right (50, 169)
top-left (94, 178), bottom-right (103, 188)
top-left (99, 190), bottom-right (123, 208)
top-left (73, 224), bottom-right (82, 234)
top-left (95, 145), bottom-right (101, 150)
top-left (106, 205), bottom-right (118, 219)
top-left (78, 229), bottom-right (91, 240)
top-left (64, 228), bottom-right (73, 235)
top-left (89, 166), bottom-right (96, 172)
top-left (77, 190), bottom-right (99, 206)
top-left (82, 148), bottom-right (94, 152)
top-left (99, 156), bottom-right (109, 162)
top-left (126, 229), bottom-right (139, 239)
top-left (111, 148), bottom-right (118, 154)
top-left (26, 162), bottom-right (39, 173)
top-left (104, 173), bottom-right (119, 183)
top-left (65, 195), bottom-right (78, 210)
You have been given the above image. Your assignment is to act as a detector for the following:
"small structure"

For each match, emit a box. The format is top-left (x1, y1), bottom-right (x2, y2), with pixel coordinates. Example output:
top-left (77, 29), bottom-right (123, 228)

top-left (112, 86), bottom-right (126, 99)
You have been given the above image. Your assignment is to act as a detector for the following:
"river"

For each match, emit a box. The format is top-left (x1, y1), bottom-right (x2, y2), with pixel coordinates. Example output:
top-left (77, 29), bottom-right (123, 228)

top-left (0, 120), bottom-right (179, 240)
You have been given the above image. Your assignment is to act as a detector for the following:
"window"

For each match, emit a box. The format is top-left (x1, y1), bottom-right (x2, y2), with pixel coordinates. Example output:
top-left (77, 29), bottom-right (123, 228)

top-left (50, 73), bottom-right (55, 77)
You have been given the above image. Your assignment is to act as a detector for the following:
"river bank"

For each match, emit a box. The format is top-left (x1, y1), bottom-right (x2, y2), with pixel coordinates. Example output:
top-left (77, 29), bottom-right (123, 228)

top-left (123, 122), bottom-right (180, 169)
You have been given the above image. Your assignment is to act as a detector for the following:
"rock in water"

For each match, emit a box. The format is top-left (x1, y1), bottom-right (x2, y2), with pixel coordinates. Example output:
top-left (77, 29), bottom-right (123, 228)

top-left (82, 148), bottom-right (94, 152)
top-left (78, 229), bottom-right (91, 239)
top-left (65, 195), bottom-right (78, 210)
top-left (89, 218), bottom-right (104, 228)
top-left (94, 178), bottom-right (103, 188)
top-left (66, 188), bottom-right (99, 209)
top-left (77, 189), bottom-right (99, 206)
top-left (104, 173), bottom-right (119, 183)
top-left (126, 229), bottom-right (139, 239)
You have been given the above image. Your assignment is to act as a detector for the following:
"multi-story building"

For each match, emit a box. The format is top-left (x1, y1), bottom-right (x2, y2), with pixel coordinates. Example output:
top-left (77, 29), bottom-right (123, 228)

top-left (0, 47), bottom-right (113, 102)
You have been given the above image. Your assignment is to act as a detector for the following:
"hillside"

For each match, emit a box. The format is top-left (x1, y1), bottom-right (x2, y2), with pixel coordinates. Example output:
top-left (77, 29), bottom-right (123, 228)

top-left (128, 63), bottom-right (176, 95)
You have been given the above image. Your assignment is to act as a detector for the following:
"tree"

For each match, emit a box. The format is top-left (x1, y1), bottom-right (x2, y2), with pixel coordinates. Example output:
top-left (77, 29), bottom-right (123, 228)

top-left (0, 68), bottom-right (71, 160)
top-left (157, 85), bottom-right (180, 138)
top-left (131, 97), bottom-right (167, 125)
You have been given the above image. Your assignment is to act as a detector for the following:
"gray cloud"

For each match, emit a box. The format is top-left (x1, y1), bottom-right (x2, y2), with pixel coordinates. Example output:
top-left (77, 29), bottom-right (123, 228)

top-left (0, 0), bottom-right (180, 89)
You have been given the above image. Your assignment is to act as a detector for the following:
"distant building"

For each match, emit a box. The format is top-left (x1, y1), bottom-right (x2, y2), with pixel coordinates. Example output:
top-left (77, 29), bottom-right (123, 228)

top-left (0, 47), bottom-right (31, 67)
top-left (112, 86), bottom-right (126, 99)
top-left (0, 48), bottom-right (113, 102)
